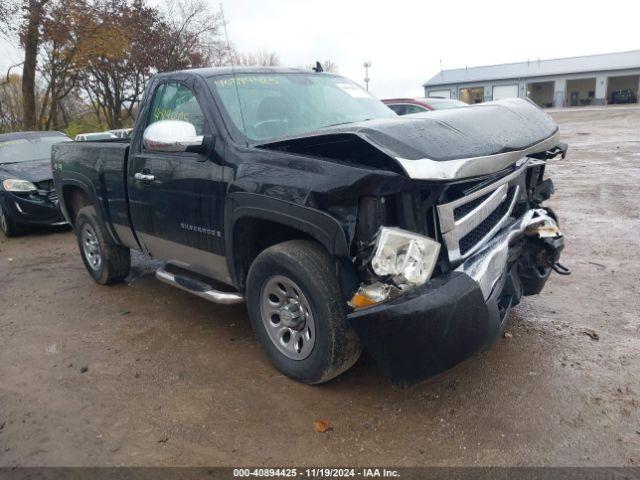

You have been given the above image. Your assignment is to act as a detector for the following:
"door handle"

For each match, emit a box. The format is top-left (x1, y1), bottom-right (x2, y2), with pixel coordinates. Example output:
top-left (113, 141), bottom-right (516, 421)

top-left (134, 172), bottom-right (155, 182)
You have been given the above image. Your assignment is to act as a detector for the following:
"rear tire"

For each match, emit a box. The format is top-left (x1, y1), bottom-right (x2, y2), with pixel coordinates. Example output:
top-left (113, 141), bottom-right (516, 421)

top-left (0, 201), bottom-right (24, 237)
top-left (75, 206), bottom-right (130, 284)
top-left (246, 240), bottom-right (362, 384)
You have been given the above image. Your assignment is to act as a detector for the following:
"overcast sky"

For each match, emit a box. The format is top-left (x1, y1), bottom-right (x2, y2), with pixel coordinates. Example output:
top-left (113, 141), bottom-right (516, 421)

top-left (2, 0), bottom-right (639, 98)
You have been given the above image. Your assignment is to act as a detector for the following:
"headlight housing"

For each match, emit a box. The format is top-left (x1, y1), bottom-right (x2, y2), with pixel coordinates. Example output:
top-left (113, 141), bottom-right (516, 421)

top-left (370, 227), bottom-right (441, 287)
top-left (2, 179), bottom-right (37, 192)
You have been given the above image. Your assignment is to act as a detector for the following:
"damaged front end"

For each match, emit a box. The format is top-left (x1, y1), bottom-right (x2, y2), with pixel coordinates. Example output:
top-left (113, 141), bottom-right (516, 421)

top-left (346, 156), bottom-right (567, 385)
top-left (258, 97), bottom-right (569, 385)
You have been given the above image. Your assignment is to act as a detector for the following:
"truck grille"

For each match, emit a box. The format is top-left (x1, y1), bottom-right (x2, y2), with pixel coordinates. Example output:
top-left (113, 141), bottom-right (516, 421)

top-left (437, 166), bottom-right (522, 264)
top-left (458, 187), bottom-right (516, 256)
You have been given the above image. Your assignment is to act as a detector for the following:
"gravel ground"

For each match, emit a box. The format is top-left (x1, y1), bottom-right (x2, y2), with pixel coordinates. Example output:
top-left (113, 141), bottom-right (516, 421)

top-left (0, 105), bottom-right (638, 467)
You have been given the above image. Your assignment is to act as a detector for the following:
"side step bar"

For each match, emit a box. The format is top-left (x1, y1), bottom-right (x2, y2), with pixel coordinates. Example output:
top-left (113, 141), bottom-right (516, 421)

top-left (156, 266), bottom-right (245, 305)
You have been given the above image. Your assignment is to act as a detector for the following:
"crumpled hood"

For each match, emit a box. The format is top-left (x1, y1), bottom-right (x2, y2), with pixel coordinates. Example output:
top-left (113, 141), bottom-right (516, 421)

top-left (0, 159), bottom-right (54, 183)
top-left (258, 98), bottom-right (560, 180)
top-left (335, 98), bottom-right (558, 161)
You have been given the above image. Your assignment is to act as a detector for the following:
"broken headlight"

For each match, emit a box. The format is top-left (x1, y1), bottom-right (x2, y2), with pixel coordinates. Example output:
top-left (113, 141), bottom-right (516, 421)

top-left (371, 227), bottom-right (440, 288)
top-left (349, 227), bottom-right (441, 309)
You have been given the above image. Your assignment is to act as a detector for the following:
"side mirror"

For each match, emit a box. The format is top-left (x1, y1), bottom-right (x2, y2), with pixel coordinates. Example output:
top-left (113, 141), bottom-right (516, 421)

top-left (143, 120), bottom-right (207, 153)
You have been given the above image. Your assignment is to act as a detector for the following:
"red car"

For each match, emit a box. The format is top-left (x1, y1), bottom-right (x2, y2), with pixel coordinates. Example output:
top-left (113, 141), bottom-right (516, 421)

top-left (383, 97), bottom-right (467, 115)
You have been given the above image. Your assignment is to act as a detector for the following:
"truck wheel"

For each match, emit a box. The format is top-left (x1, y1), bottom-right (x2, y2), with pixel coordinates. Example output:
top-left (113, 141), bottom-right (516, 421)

top-left (75, 206), bottom-right (130, 284)
top-left (0, 202), bottom-right (24, 237)
top-left (246, 240), bottom-right (362, 384)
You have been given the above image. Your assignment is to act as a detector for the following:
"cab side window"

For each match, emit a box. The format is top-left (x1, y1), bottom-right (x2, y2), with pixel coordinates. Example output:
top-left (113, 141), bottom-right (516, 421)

top-left (148, 82), bottom-right (207, 135)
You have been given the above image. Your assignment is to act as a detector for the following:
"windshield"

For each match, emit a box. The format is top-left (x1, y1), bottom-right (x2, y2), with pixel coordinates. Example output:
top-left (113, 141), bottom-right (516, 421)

top-left (0, 135), bottom-right (69, 164)
top-left (208, 73), bottom-right (396, 143)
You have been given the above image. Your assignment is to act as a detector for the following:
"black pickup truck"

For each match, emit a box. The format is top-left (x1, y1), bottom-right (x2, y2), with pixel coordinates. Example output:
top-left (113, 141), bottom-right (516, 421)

top-left (52, 67), bottom-right (567, 385)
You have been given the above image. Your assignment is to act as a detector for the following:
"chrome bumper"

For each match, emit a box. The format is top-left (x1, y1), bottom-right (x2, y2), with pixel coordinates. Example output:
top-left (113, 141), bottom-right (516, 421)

top-left (456, 209), bottom-right (561, 300)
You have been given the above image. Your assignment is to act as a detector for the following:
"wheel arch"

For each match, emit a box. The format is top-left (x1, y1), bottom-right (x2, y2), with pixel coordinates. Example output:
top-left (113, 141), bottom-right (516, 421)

top-left (225, 193), bottom-right (352, 292)
top-left (60, 179), bottom-right (120, 245)
top-left (62, 183), bottom-right (93, 226)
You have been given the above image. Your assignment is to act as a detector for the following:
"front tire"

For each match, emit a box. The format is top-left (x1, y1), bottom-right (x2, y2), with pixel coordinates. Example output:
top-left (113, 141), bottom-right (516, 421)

top-left (0, 201), bottom-right (24, 237)
top-left (75, 206), bottom-right (130, 284)
top-left (246, 240), bottom-right (362, 384)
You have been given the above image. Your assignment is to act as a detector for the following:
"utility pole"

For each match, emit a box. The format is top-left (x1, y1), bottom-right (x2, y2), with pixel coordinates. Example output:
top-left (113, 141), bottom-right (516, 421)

top-left (363, 61), bottom-right (371, 91)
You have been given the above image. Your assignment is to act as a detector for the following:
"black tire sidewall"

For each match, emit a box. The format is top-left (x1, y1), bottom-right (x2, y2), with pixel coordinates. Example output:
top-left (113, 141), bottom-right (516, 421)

top-left (0, 201), bottom-right (9, 236)
top-left (75, 206), bottom-right (109, 284)
top-left (246, 244), bottom-right (351, 384)
top-left (0, 200), bottom-right (21, 237)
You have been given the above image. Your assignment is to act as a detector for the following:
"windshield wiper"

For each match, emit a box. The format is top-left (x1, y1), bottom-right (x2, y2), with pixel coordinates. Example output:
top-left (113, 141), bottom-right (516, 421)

top-left (324, 118), bottom-right (373, 128)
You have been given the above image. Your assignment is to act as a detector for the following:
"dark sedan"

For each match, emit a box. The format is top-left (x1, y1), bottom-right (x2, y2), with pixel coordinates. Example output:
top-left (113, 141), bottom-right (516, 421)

top-left (0, 131), bottom-right (71, 237)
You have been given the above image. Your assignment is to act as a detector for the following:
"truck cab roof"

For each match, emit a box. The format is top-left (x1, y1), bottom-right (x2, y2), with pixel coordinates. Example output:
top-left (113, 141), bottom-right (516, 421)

top-left (155, 66), bottom-right (320, 80)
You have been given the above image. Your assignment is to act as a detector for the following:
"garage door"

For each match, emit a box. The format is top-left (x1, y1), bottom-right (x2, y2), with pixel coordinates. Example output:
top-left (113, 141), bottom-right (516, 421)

top-left (492, 85), bottom-right (519, 101)
top-left (428, 90), bottom-right (451, 99)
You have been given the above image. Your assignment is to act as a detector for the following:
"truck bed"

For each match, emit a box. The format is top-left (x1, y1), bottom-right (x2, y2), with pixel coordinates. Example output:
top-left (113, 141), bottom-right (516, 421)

top-left (52, 140), bottom-right (137, 249)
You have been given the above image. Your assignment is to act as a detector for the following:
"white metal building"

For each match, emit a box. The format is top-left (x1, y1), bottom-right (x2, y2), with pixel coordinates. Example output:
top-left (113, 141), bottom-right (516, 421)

top-left (423, 50), bottom-right (640, 108)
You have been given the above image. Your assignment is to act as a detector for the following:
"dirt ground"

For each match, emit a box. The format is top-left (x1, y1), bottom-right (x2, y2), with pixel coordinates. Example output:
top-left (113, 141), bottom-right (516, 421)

top-left (0, 105), bottom-right (638, 467)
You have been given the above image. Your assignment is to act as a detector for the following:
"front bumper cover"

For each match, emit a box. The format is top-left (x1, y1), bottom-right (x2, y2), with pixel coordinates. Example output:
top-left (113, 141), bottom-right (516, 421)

top-left (348, 209), bottom-right (563, 385)
top-left (1, 192), bottom-right (66, 226)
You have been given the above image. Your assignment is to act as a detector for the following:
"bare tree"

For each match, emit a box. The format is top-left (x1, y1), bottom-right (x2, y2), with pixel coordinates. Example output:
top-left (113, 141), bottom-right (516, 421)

top-left (236, 49), bottom-right (280, 67)
top-left (3, 0), bottom-right (51, 130)
top-left (207, 39), bottom-right (235, 67)
top-left (319, 59), bottom-right (338, 73)
top-left (0, 0), bottom-right (20, 38)
top-left (1, 0), bottom-right (292, 133)
top-left (0, 73), bottom-right (23, 132)
top-left (157, 0), bottom-right (226, 71)
top-left (1, 0), bottom-right (95, 132)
